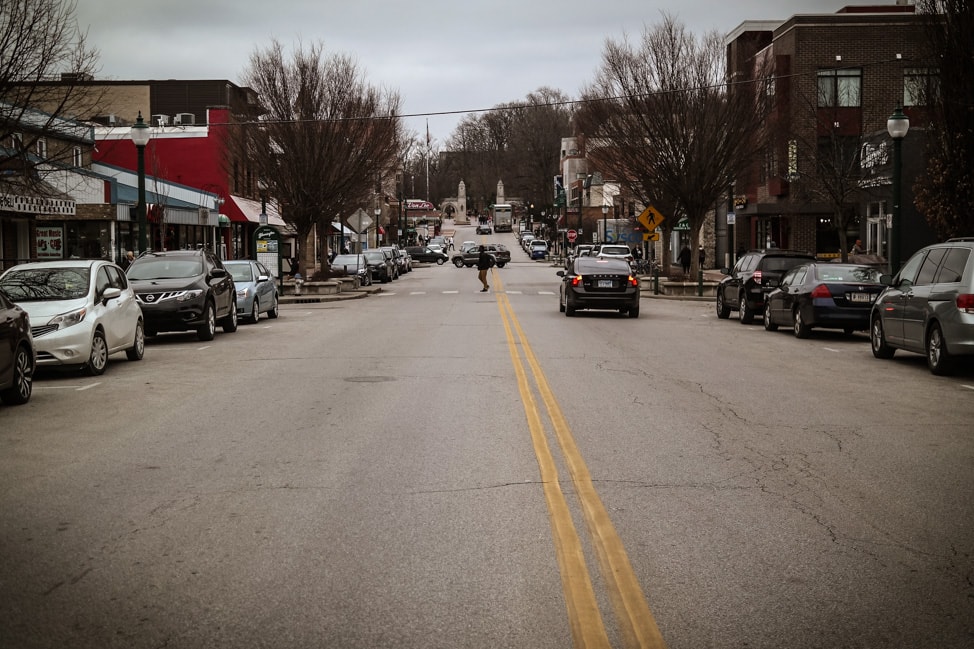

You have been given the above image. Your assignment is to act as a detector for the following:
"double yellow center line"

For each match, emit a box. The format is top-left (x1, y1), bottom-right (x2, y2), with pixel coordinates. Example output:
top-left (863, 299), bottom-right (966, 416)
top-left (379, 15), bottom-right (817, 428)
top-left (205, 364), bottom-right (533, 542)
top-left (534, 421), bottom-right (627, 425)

top-left (490, 271), bottom-right (668, 649)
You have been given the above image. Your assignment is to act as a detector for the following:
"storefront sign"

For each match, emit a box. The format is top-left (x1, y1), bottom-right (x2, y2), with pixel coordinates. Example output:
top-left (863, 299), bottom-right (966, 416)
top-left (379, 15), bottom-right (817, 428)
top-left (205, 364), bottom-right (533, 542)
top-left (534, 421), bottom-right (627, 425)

top-left (35, 226), bottom-right (64, 259)
top-left (0, 193), bottom-right (76, 216)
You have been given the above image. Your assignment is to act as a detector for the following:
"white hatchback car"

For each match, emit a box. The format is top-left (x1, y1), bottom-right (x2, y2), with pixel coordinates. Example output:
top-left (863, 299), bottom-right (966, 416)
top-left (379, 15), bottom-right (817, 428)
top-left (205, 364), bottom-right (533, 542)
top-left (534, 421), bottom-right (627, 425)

top-left (0, 259), bottom-right (145, 375)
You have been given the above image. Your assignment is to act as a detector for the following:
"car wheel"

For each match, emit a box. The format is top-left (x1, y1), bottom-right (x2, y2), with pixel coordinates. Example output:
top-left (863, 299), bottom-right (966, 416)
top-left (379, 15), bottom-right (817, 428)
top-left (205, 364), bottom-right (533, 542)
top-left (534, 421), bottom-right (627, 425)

top-left (498, 263), bottom-right (506, 268)
top-left (793, 308), bottom-right (811, 338)
top-left (249, 298), bottom-right (260, 324)
top-left (559, 292), bottom-right (565, 312)
top-left (0, 343), bottom-right (33, 405)
top-left (197, 302), bottom-right (216, 341)
top-left (738, 294), bottom-right (754, 324)
top-left (926, 322), bottom-right (955, 375)
top-left (84, 329), bottom-right (108, 376)
top-left (870, 315), bottom-right (895, 359)
top-left (565, 297), bottom-right (576, 317)
top-left (453, 257), bottom-right (464, 268)
top-left (267, 295), bottom-right (279, 319)
top-left (125, 320), bottom-right (145, 361)
top-left (363, 274), bottom-right (372, 286)
top-left (628, 304), bottom-right (640, 318)
top-left (763, 305), bottom-right (778, 331)
top-left (716, 291), bottom-right (730, 319)
top-left (222, 301), bottom-right (239, 333)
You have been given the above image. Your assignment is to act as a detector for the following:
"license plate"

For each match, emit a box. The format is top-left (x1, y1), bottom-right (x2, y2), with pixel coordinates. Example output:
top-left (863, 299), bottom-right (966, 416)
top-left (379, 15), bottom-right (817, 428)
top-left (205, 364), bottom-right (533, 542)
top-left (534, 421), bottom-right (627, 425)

top-left (848, 292), bottom-right (872, 303)
top-left (597, 279), bottom-right (614, 288)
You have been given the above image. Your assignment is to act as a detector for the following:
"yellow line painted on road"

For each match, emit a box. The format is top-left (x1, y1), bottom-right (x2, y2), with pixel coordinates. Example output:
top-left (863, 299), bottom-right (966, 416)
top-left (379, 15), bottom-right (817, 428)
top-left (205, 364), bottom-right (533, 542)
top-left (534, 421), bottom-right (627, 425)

top-left (494, 278), bottom-right (611, 648)
top-left (492, 270), bottom-right (668, 649)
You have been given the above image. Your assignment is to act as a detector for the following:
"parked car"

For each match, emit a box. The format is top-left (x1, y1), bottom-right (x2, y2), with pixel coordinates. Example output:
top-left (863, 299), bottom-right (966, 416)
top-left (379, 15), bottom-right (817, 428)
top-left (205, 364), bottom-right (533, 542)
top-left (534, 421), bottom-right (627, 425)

top-left (596, 244), bottom-right (635, 263)
top-left (398, 247), bottom-right (413, 272)
top-left (0, 287), bottom-right (35, 405)
top-left (763, 263), bottom-right (884, 337)
top-left (716, 249), bottom-right (817, 323)
top-left (557, 256), bottom-right (640, 318)
top-left (224, 260), bottom-right (280, 323)
top-left (452, 244), bottom-right (511, 268)
top-left (870, 238), bottom-right (974, 375)
top-left (0, 259), bottom-right (144, 375)
top-left (566, 244), bottom-right (596, 269)
top-left (126, 249), bottom-right (237, 341)
top-left (331, 254), bottom-right (373, 286)
top-left (530, 239), bottom-right (549, 260)
top-left (476, 224), bottom-right (492, 235)
top-left (404, 246), bottom-right (449, 265)
top-left (379, 246), bottom-right (409, 277)
top-left (520, 234), bottom-right (536, 251)
top-left (363, 249), bottom-right (395, 282)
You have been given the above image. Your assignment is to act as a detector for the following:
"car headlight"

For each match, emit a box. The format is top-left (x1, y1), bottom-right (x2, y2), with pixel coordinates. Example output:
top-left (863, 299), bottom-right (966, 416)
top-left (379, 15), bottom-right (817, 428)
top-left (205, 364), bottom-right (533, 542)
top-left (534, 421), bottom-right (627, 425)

top-left (175, 289), bottom-right (204, 302)
top-left (49, 307), bottom-right (87, 330)
top-left (236, 287), bottom-right (250, 299)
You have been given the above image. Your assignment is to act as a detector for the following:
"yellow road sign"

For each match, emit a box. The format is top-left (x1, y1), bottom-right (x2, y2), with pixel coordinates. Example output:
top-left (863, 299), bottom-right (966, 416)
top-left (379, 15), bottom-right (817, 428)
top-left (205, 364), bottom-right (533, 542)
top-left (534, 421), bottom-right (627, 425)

top-left (637, 205), bottom-right (666, 231)
top-left (643, 232), bottom-right (660, 242)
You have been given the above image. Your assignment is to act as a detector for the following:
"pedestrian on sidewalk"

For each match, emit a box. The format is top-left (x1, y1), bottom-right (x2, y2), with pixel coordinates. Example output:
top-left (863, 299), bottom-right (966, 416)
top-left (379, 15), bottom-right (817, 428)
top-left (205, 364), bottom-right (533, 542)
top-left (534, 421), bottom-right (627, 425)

top-left (698, 245), bottom-right (706, 270)
top-left (678, 245), bottom-right (692, 276)
top-left (476, 245), bottom-right (493, 292)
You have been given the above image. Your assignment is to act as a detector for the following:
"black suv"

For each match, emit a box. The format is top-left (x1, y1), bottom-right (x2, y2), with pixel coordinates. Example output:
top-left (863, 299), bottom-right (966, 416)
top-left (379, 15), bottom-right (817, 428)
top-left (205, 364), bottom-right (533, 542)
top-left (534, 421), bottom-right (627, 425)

top-left (126, 250), bottom-right (238, 341)
top-left (716, 249), bottom-right (816, 323)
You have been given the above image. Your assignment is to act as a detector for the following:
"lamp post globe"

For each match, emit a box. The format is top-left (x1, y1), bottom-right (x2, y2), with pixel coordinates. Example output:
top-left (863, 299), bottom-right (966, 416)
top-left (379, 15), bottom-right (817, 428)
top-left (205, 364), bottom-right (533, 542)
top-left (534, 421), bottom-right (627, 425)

top-left (886, 107), bottom-right (910, 275)
top-left (129, 111), bottom-right (152, 254)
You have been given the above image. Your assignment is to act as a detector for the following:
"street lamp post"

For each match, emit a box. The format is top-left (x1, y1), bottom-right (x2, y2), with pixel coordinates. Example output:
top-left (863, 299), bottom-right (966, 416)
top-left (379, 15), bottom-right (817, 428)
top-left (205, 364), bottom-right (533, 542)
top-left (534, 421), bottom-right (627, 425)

top-left (374, 206), bottom-right (382, 247)
top-left (602, 204), bottom-right (609, 244)
top-left (129, 112), bottom-right (152, 254)
top-left (257, 180), bottom-right (268, 226)
top-left (887, 106), bottom-right (910, 275)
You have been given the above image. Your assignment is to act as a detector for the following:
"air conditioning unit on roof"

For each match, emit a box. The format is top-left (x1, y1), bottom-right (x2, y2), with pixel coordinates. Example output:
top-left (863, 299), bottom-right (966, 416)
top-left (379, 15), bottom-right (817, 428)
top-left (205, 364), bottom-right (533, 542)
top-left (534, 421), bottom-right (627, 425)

top-left (151, 114), bottom-right (169, 126)
top-left (174, 112), bottom-right (195, 125)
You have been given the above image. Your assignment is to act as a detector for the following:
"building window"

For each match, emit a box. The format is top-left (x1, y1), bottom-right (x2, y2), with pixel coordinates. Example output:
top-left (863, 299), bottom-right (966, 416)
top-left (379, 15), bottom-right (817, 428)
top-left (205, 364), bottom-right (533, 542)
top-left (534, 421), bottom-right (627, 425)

top-left (904, 67), bottom-right (939, 107)
top-left (817, 69), bottom-right (861, 107)
top-left (11, 132), bottom-right (23, 149)
top-left (73, 146), bottom-right (82, 167)
top-left (36, 138), bottom-right (47, 158)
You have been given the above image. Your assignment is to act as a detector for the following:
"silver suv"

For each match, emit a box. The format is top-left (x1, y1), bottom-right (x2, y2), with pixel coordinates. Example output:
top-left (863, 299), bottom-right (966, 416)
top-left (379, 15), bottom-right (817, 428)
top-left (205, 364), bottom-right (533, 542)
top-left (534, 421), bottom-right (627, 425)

top-left (870, 238), bottom-right (974, 375)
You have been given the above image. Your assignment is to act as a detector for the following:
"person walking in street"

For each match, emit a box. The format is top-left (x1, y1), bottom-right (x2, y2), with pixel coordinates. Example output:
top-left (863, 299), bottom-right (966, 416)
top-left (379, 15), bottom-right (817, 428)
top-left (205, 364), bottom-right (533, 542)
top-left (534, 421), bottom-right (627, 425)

top-left (678, 245), bottom-right (692, 276)
top-left (476, 245), bottom-right (493, 292)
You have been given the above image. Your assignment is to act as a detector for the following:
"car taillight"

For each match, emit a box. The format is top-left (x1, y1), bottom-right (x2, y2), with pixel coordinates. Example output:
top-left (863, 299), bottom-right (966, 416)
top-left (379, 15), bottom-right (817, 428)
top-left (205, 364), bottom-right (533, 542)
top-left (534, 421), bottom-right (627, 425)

top-left (811, 284), bottom-right (832, 299)
top-left (957, 294), bottom-right (974, 313)
top-left (753, 270), bottom-right (762, 284)
top-left (571, 275), bottom-right (582, 287)
top-left (628, 275), bottom-right (639, 287)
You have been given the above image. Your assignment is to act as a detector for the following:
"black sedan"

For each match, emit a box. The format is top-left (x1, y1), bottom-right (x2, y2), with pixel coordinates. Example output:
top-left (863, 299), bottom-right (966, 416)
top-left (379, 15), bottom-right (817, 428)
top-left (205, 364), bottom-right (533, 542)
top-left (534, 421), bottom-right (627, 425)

top-left (557, 257), bottom-right (640, 318)
top-left (763, 263), bottom-right (884, 337)
top-left (404, 246), bottom-right (449, 265)
top-left (0, 287), bottom-right (35, 405)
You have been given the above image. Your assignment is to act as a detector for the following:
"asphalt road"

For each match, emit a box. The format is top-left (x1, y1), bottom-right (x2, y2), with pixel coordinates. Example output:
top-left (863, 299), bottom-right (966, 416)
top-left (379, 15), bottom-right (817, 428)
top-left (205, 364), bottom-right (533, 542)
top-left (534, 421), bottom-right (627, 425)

top-left (2, 224), bottom-right (973, 649)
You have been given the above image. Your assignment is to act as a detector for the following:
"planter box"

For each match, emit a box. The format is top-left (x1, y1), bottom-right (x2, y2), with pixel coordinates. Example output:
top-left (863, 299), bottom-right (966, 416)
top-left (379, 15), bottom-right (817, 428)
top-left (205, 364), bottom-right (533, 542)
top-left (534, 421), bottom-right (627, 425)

top-left (660, 280), bottom-right (719, 297)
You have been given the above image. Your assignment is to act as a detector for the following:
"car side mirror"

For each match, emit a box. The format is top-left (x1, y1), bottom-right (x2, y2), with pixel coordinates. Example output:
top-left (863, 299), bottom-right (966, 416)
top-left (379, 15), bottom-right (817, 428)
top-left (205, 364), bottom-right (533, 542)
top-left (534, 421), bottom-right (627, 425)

top-left (556, 270), bottom-right (566, 277)
top-left (211, 268), bottom-right (228, 279)
top-left (102, 287), bottom-right (121, 304)
top-left (257, 274), bottom-right (270, 282)
top-left (720, 267), bottom-right (730, 275)
top-left (879, 273), bottom-right (893, 286)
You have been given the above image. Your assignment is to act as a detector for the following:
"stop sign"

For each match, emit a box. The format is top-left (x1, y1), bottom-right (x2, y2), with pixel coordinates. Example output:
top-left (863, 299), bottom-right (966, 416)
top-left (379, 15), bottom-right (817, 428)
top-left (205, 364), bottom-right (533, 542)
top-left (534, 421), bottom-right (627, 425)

top-left (567, 229), bottom-right (577, 242)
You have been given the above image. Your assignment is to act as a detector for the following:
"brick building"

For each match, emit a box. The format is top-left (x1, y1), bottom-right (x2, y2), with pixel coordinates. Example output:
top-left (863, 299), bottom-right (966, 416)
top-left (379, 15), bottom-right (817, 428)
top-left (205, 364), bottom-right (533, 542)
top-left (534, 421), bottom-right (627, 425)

top-left (724, 2), bottom-right (938, 264)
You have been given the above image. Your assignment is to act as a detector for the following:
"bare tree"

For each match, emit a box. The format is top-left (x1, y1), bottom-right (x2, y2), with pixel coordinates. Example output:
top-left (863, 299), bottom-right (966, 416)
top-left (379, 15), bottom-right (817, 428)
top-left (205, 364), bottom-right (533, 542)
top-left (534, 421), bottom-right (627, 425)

top-left (232, 40), bottom-right (402, 276)
top-left (507, 87), bottom-right (573, 210)
top-left (577, 15), bottom-right (770, 274)
top-left (0, 0), bottom-right (101, 192)
top-left (913, 0), bottom-right (974, 238)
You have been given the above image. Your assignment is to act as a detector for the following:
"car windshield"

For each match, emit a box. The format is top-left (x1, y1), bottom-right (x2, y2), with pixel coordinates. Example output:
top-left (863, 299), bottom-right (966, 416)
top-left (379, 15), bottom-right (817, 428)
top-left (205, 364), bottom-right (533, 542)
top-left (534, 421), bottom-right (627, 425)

top-left (763, 256), bottom-right (812, 272)
top-left (333, 255), bottom-right (365, 267)
top-left (363, 251), bottom-right (385, 263)
top-left (128, 257), bottom-right (203, 280)
top-left (815, 265), bottom-right (882, 283)
top-left (0, 267), bottom-right (90, 301)
top-left (575, 258), bottom-right (630, 274)
top-left (225, 264), bottom-right (255, 282)
top-left (600, 246), bottom-right (630, 256)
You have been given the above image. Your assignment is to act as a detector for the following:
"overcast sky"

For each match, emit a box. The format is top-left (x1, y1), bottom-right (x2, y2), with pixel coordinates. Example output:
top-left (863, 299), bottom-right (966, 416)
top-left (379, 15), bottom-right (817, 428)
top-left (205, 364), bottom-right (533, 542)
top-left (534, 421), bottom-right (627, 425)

top-left (75, 0), bottom-right (879, 145)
